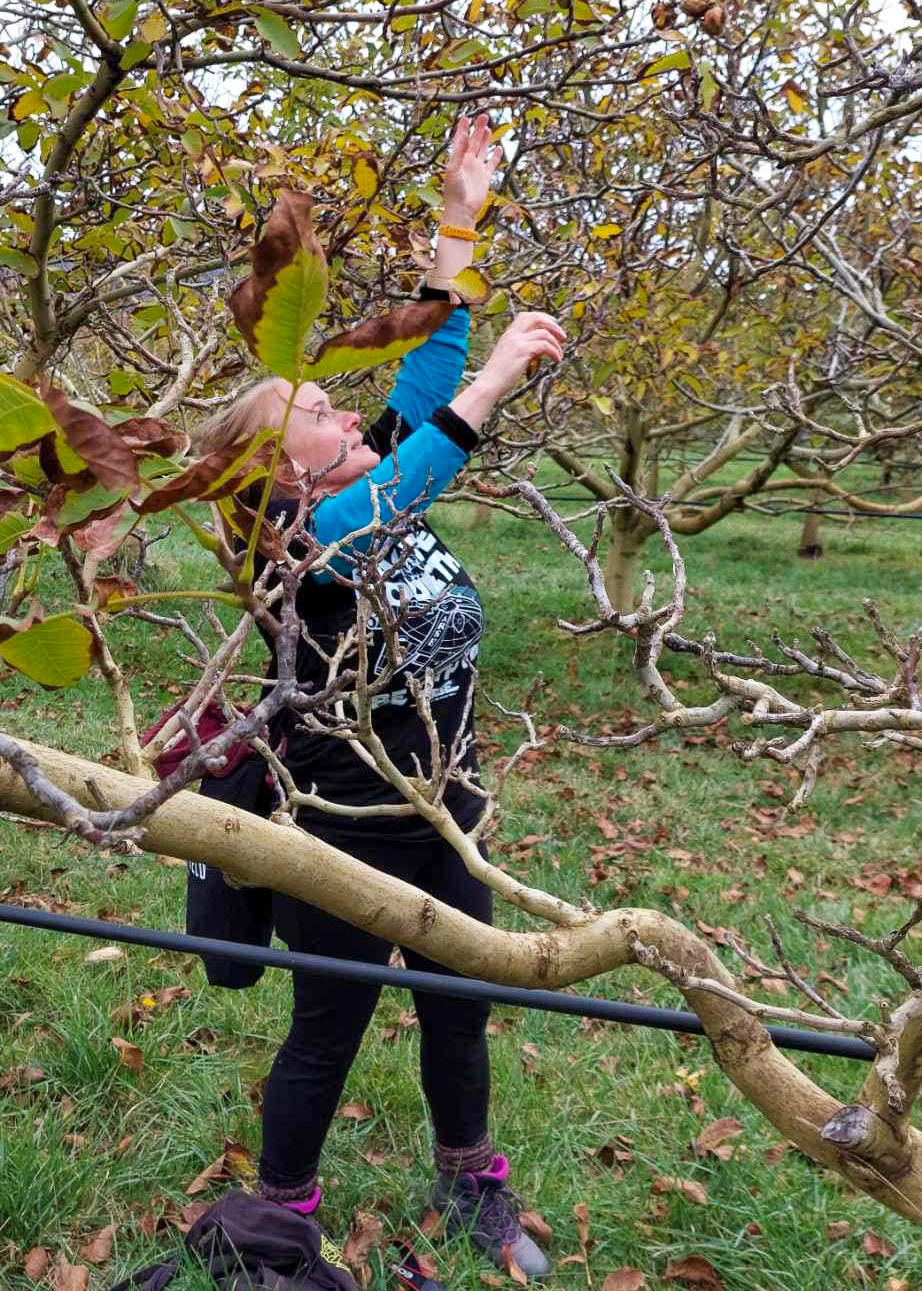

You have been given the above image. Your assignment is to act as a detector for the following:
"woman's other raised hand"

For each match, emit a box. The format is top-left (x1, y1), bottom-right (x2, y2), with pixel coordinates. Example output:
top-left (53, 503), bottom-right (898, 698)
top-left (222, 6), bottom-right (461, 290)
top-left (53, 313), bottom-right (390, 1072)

top-left (449, 312), bottom-right (566, 432)
top-left (441, 113), bottom-right (503, 228)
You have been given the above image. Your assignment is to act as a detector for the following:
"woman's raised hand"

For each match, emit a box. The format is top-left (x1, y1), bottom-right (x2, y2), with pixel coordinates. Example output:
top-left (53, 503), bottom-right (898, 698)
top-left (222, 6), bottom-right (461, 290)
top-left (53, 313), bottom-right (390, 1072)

top-left (448, 312), bottom-right (566, 433)
top-left (479, 312), bottom-right (566, 398)
top-left (441, 114), bottom-right (503, 226)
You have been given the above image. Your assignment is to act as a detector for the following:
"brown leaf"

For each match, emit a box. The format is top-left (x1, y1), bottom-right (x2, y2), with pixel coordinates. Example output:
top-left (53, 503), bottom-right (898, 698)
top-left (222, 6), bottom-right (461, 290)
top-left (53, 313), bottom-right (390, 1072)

top-left (223, 1138), bottom-right (257, 1181)
top-left (519, 1210), bottom-right (553, 1245)
top-left (338, 1100), bottom-right (374, 1121)
top-left (886, 1278), bottom-right (909, 1291)
top-left (603, 1270), bottom-right (647, 1291)
top-left (49, 1256), bottom-right (90, 1291)
top-left (23, 1247), bottom-right (49, 1282)
top-left (111, 1036), bottom-right (143, 1073)
top-left (302, 301), bottom-right (455, 381)
top-left (118, 416), bottom-right (189, 459)
top-left (419, 1210), bottom-right (445, 1239)
top-left (84, 945), bottom-right (125, 964)
top-left (185, 1151), bottom-right (227, 1195)
top-left (652, 1176), bottom-right (708, 1205)
top-left (43, 387), bottom-right (140, 490)
top-left (344, 1209), bottom-right (384, 1285)
top-left (78, 1222), bottom-right (116, 1264)
top-left (664, 1255), bottom-right (724, 1290)
top-left (134, 431), bottom-right (270, 514)
top-left (229, 189), bottom-right (327, 379)
top-left (826, 1221), bottom-right (851, 1241)
top-left (501, 1246), bottom-right (528, 1286)
top-left (0, 1063), bottom-right (47, 1091)
top-left (113, 1134), bottom-right (134, 1154)
top-left (479, 1275), bottom-right (504, 1288)
top-left (93, 576), bottom-right (138, 610)
top-left (169, 1201), bottom-right (211, 1233)
top-left (72, 501), bottom-right (137, 560)
top-left (863, 1231), bottom-right (896, 1258)
top-left (693, 1118), bottom-right (744, 1158)
top-left (573, 1200), bottom-right (590, 1245)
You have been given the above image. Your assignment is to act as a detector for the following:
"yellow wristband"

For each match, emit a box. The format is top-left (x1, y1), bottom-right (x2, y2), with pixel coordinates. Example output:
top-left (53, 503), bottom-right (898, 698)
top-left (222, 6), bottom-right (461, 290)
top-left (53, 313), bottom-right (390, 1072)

top-left (439, 223), bottom-right (478, 243)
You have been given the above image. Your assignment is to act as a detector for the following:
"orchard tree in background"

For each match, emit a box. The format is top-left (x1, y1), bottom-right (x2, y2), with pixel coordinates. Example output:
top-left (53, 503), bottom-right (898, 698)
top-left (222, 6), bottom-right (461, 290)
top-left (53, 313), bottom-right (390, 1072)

top-left (3, 0), bottom-right (922, 1235)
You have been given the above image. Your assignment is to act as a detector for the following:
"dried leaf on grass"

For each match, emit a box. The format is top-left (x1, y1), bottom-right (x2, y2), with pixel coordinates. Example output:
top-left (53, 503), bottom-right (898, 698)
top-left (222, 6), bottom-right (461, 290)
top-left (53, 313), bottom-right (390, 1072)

top-left (863, 1231), bottom-right (896, 1258)
top-left (664, 1256), bottom-right (723, 1290)
top-left (826, 1220), bottom-right (851, 1241)
top-left (185, 1139), bottom-right (256, 1194)
top-left (519, 1210), bottom-right (553, 1245)
top-left (78, 1222), bottom-right (116, 1263)
top-left (501, 1246), bottom-right (528, 1286)
top-left (652, 1176), bottom-right (708, 1205)
top-left (344, 1210), bottom-right (384, 1286)
top-left (23, 1247), bottom-right (49, 1282)
top-left (693, 1118), bottom-right (743, 1160)
top-left (111, 1036), bottom-right (143, 1073)
top-left (419, 1209), bottom-right (445, 1239)
top-left (84, 946), bottom-right (124, 964)
top-left (337, 1100), bottom-right (373, 1121)
top-left (49, 1255), bottom-right (90, 1291)
top-left (602, 1269), bottom-right (646, 1291)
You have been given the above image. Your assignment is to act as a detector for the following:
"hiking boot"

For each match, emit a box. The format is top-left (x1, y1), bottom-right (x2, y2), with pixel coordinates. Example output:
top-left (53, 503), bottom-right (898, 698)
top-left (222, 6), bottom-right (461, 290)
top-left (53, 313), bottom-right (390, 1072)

top-left (430, 1154), bottom-right (550, 1280)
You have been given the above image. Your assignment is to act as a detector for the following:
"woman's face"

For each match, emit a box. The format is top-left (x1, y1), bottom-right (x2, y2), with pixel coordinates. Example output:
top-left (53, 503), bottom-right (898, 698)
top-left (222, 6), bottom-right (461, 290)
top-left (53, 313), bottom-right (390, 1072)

top-left (273, 380), bottom-right (380, 493)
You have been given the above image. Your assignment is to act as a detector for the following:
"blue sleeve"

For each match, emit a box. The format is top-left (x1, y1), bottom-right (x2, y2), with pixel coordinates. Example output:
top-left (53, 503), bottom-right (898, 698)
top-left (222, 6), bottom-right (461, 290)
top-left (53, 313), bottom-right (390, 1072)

top-left (311, 419), bottom-right (468, 582)
top-left (387, 309), bottom-right (470, 432)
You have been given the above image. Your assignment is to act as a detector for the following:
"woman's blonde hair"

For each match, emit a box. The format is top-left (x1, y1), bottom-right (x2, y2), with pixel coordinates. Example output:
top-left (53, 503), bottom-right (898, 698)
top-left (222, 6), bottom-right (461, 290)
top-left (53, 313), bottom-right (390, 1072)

top-left (195, 377), bottom-right (281, 457)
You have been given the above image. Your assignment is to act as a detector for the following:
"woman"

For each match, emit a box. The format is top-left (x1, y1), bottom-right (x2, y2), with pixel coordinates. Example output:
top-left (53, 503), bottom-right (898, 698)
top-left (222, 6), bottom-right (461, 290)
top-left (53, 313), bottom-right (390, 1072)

top-left (195, 115), bottom-right (565, 1280)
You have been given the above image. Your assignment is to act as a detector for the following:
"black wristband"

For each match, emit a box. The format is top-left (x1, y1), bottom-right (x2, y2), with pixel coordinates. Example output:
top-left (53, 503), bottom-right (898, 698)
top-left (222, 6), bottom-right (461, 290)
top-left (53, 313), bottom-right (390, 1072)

top-left (418, 284), bottom-right (470, 312)
top-left (430, 405), bottom-right (478, 455)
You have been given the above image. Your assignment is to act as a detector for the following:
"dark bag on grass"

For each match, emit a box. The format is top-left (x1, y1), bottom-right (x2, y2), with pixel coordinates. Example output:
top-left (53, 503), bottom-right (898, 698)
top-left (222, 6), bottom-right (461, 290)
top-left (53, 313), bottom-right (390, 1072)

top-left (186, 756), bottom-right (274, 990)
top-left (107, 1188), bottom-right (361, 1291)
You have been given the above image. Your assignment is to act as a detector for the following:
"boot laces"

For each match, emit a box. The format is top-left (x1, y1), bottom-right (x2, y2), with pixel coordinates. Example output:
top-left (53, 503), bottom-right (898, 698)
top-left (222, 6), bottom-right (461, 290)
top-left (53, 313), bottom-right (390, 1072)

top-left (473, 1177), bottom-right (523, 1246)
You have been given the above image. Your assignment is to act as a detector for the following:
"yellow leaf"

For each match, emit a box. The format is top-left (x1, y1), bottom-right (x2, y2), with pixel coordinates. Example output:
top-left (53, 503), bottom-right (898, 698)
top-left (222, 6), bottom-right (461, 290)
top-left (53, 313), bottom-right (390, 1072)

top-left (12, 88), bottom-right (44, 121)
top-left (139, 9), bottom-right (167, 40)
top-left (391, 13), bottom-right (416, 30)
top-left (591, 395), bottom-right (613, 416)
top-left (467, 0), bottom-right (484, 16)
top-left (783, 80), bottom-right (807, 114)
top-left (571, 0), bottom-right (598, 19)
top-left (592, 223), bottom-right (622, 239)
top-left (448, 266), bottom-right (489, 304)
top-left (642, 50), bottom-right (691, 77)
top-left (354, 157), bottom-right (378, 199)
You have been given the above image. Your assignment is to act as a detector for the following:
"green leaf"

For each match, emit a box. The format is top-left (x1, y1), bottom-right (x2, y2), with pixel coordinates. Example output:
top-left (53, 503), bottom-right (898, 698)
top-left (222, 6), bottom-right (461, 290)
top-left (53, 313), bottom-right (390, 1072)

top-left (101, 0), bottom-right (138, 41)
top-left (699, 59), bottom-right (718, 111)
top-left (0, 513), bottom-right (34, 556)
top-left (120, 40), bottom-right (152, 70)
top-left (43, 72), bottom-right (83, 100)
top-left (0, 374), bottom-right (56, 454)
top-left (17, 122), bottom-right (40, 152)
top-left (0, 246), bottom-right (38, 277)
top-left (57, 480), bottom-right (129, 528)
top-left (254, 8), bottom-right (301, 58)
top-left (643, 50), bottom-right (691, 76)
top-left (0, 614), bottom-right (93, 689)
top-left (518, 0), bottom-right (552, 14)
top-left (229, 190), bottom-right (328, 383)
top-left (302, 300), bottom-right (453, 380)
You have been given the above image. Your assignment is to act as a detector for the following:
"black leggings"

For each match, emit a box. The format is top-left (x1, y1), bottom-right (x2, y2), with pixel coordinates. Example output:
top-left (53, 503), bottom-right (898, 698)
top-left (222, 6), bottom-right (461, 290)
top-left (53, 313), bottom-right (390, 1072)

top-left (259, 833), bottom-right (493, 1192)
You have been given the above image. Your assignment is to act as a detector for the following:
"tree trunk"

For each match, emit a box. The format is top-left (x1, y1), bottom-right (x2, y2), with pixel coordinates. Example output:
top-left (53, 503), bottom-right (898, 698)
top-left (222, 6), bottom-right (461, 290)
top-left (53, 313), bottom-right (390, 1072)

top-left (798, 495), bottom-right (823, 558)
top-left (5, 734), bottom-right (922, 1221)
top-left (605, 523), bottom-right (643, 614)
top-left (604, 407), bottom-right (650, 612)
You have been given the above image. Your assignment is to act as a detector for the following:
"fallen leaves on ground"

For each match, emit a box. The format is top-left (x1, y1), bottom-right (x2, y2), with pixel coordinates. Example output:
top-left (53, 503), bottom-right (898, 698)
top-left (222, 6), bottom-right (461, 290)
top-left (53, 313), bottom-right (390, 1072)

top-left (110, 1036), bottom-right (143, 1073)
top-left (185, 1139), bottom-right (256, 1194)
top-left (49, 1256), bottom-right (90, 1291)
top-left (863, 1231), bottom-right (896, 1258)
top-left (602, 1269), bottom-right (646, 1291)
top-left (343, 1210), bottom-right (384, 1287)
top-left (23, 1247), bottom-right (49, 1282)
top-left (664, 1255), bottom-right (724, 1290)
top-left (651, 1176), bottom-right (708, 1205)
top-left (519, 1210), bottom-right (553, 1245)
top-left (337, 1100), bottom-right (373, 1120)
top-left (826, 1220), bottom-right (851, 1241)
top-left (84, 946), bottom-right (125, 964)
top-left (693, 1118), bottom-right (743, 1161)
top-left (78, 1223), bottom-right (116, 1263)
top-left (501, 1246), bottom-right (528, 1286)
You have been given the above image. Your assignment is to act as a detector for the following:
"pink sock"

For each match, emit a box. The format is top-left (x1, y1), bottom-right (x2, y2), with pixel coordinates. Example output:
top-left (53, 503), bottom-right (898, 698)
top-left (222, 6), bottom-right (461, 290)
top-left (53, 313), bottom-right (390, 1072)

top-left (280, 1185), bottom-right (322, 1216)
top-left (475, 1154), bottom-right (509, 1183)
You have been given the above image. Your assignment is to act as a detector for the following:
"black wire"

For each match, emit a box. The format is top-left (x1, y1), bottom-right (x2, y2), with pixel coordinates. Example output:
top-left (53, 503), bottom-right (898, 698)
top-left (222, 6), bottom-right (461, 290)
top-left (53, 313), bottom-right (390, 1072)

top-left (0, 904), bottom-right (875, 1062)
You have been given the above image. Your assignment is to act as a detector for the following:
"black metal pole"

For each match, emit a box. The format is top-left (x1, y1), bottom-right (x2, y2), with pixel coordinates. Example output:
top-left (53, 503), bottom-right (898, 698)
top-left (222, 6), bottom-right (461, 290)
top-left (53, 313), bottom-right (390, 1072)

top-left (0, 903), bottom-right (875, 1061)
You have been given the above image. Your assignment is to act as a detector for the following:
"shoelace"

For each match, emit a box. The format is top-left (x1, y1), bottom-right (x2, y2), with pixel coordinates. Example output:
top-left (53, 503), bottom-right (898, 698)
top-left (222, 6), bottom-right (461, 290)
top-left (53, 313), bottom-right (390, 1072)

top-left (473, 1178), bottom-right (523, 1246)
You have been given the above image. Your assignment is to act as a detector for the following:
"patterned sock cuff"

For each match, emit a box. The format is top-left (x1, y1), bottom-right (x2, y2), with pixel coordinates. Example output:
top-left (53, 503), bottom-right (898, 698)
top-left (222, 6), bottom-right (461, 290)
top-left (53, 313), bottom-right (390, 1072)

top-left (257, 1177), bottom-right (318, 1203)
top-left (434, 1132), bottom-right (494, 1176)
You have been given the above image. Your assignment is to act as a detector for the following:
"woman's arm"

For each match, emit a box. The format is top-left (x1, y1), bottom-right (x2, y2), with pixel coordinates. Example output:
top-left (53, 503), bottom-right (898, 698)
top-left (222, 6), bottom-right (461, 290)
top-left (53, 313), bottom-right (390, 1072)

top-left (365, 116), bottom-right (501, 453)
top-left (311, 313), bottom-right (565, 581)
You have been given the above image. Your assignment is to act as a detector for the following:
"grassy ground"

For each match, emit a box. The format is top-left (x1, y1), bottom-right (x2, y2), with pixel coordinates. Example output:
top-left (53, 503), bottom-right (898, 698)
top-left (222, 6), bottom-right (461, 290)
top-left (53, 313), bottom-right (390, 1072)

top-left (1, 473), bottom-right (921, 1290)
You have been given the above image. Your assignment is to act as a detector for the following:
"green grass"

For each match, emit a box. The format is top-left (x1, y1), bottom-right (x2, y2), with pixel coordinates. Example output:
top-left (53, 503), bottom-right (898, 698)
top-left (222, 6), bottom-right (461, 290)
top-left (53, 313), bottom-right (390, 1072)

top-left (1, 472), bottom-right (922, 1289)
